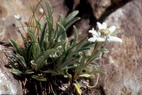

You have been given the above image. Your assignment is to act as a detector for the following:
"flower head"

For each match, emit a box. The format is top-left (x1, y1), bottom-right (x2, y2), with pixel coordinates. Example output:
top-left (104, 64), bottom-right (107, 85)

top-left (14, 14), bottom-right (22, 21)
top-left (88, 22), bottom-right (122, 43)
top-left (39, 8), bottom-right (44, 14)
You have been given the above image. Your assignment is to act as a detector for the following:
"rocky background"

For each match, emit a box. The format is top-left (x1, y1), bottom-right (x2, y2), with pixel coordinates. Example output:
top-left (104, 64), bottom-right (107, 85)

top-left (0, 0), bottom-right (142, 95)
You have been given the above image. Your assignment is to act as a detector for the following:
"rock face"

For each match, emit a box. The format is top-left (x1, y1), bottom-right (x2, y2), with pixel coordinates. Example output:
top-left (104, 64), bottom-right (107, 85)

top-left (101, 0), bottom-right (142, 94)
top-left (0, 0), bottom-right (142, 95)
top-left (0, 45), bottom-right (22, 94)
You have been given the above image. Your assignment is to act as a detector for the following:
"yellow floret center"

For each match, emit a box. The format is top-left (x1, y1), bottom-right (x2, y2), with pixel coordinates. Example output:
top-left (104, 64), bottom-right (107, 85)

top-left (100, 29), bottom-right (110, 36)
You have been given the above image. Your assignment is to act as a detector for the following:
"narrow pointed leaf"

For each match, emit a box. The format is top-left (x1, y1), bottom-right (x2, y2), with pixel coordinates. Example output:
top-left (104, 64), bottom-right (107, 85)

top-left (73, 82), bottom-right (82, 95)
top-left (35, 49), bottom-right (57, 70)
top-left (90, 62), bottom-right (98, 66)
top-left (26, 44), bottom-right (33, 64)
top-left (10, 69), bottom-right (23, 75)
top-left (45, 0), bottom-right (52, 19)
top-left (9, 40), bottom-right (20, 53)
top-left (32, 75), bottom-right (47, 81)
top-left (65, 17), bottom-right (80, 30)
top-left (57, 22), bottom-right (66, 40)
top-left (87, 50), bottom-right (102, 64)
top-left (100, 48), bottom-right (109, 53)
top-left (39, 23), bottom-right (47, 48)
top-left (71, 26), bottom-right (78, 45)
top-left (14, 54), bottom-right (27, 68)
top-left (25, 69), bottom-right (34, 74)
top-left (27, 30), bottom-right (37, 42)
top-left (79, 73), bottom-right (94, 78)
top-left (32, 43), bottom-right (41, 58)
top-left (63, 11), bottom-right (79, 26)
top-left (55, 15), bottom-right (63, 39)
top-left (92, 70), bottom-right (105, 74)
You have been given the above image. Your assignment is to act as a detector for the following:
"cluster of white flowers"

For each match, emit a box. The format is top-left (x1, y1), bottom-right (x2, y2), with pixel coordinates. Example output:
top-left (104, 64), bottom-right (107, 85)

top-left (88, 22), bottom-right (122, 43)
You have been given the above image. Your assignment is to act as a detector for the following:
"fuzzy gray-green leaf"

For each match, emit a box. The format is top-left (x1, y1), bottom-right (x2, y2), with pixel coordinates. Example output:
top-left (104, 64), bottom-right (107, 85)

top-left (45, 0), bottom-right (52, 19)
top-left (92, 70), bottom-right (105, 74)
top-left (32, 75), bottom-right (47, 81)
top-left (57, 22), bottom-right (66, 40)
top-left (63, 10), bottom-right (79, 26)
top-left (65, 17), bottom-right (80, 30)
top-left (100, 48), bottom-right (109, 53)
top-left (15, 54), bottom-right (27, 69)
top-left (72, 26), bottom-right (78, 44)
top-left (39, 23), bottom-right (47, 48)
top-left (10, 69), bottom-right (23, 75)
top-left (27, 30), bottom-right (37, 42)
top-left (79, 73), bottom-right (94, 78)
top-left (35, 49), bottom-right (57, 70)
top-left (25, 69), bottom-right (34, 74)
top-left (10, 40), bottom-right (20, 53)
top-left (32, 43), bottom-right (41, 58)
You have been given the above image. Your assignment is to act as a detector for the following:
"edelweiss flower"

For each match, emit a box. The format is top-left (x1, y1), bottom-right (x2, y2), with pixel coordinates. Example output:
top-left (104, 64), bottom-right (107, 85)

top-left (88, 22), bottom-right (122, 43)
top-left (14, 14), bottom-right (22, 20)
